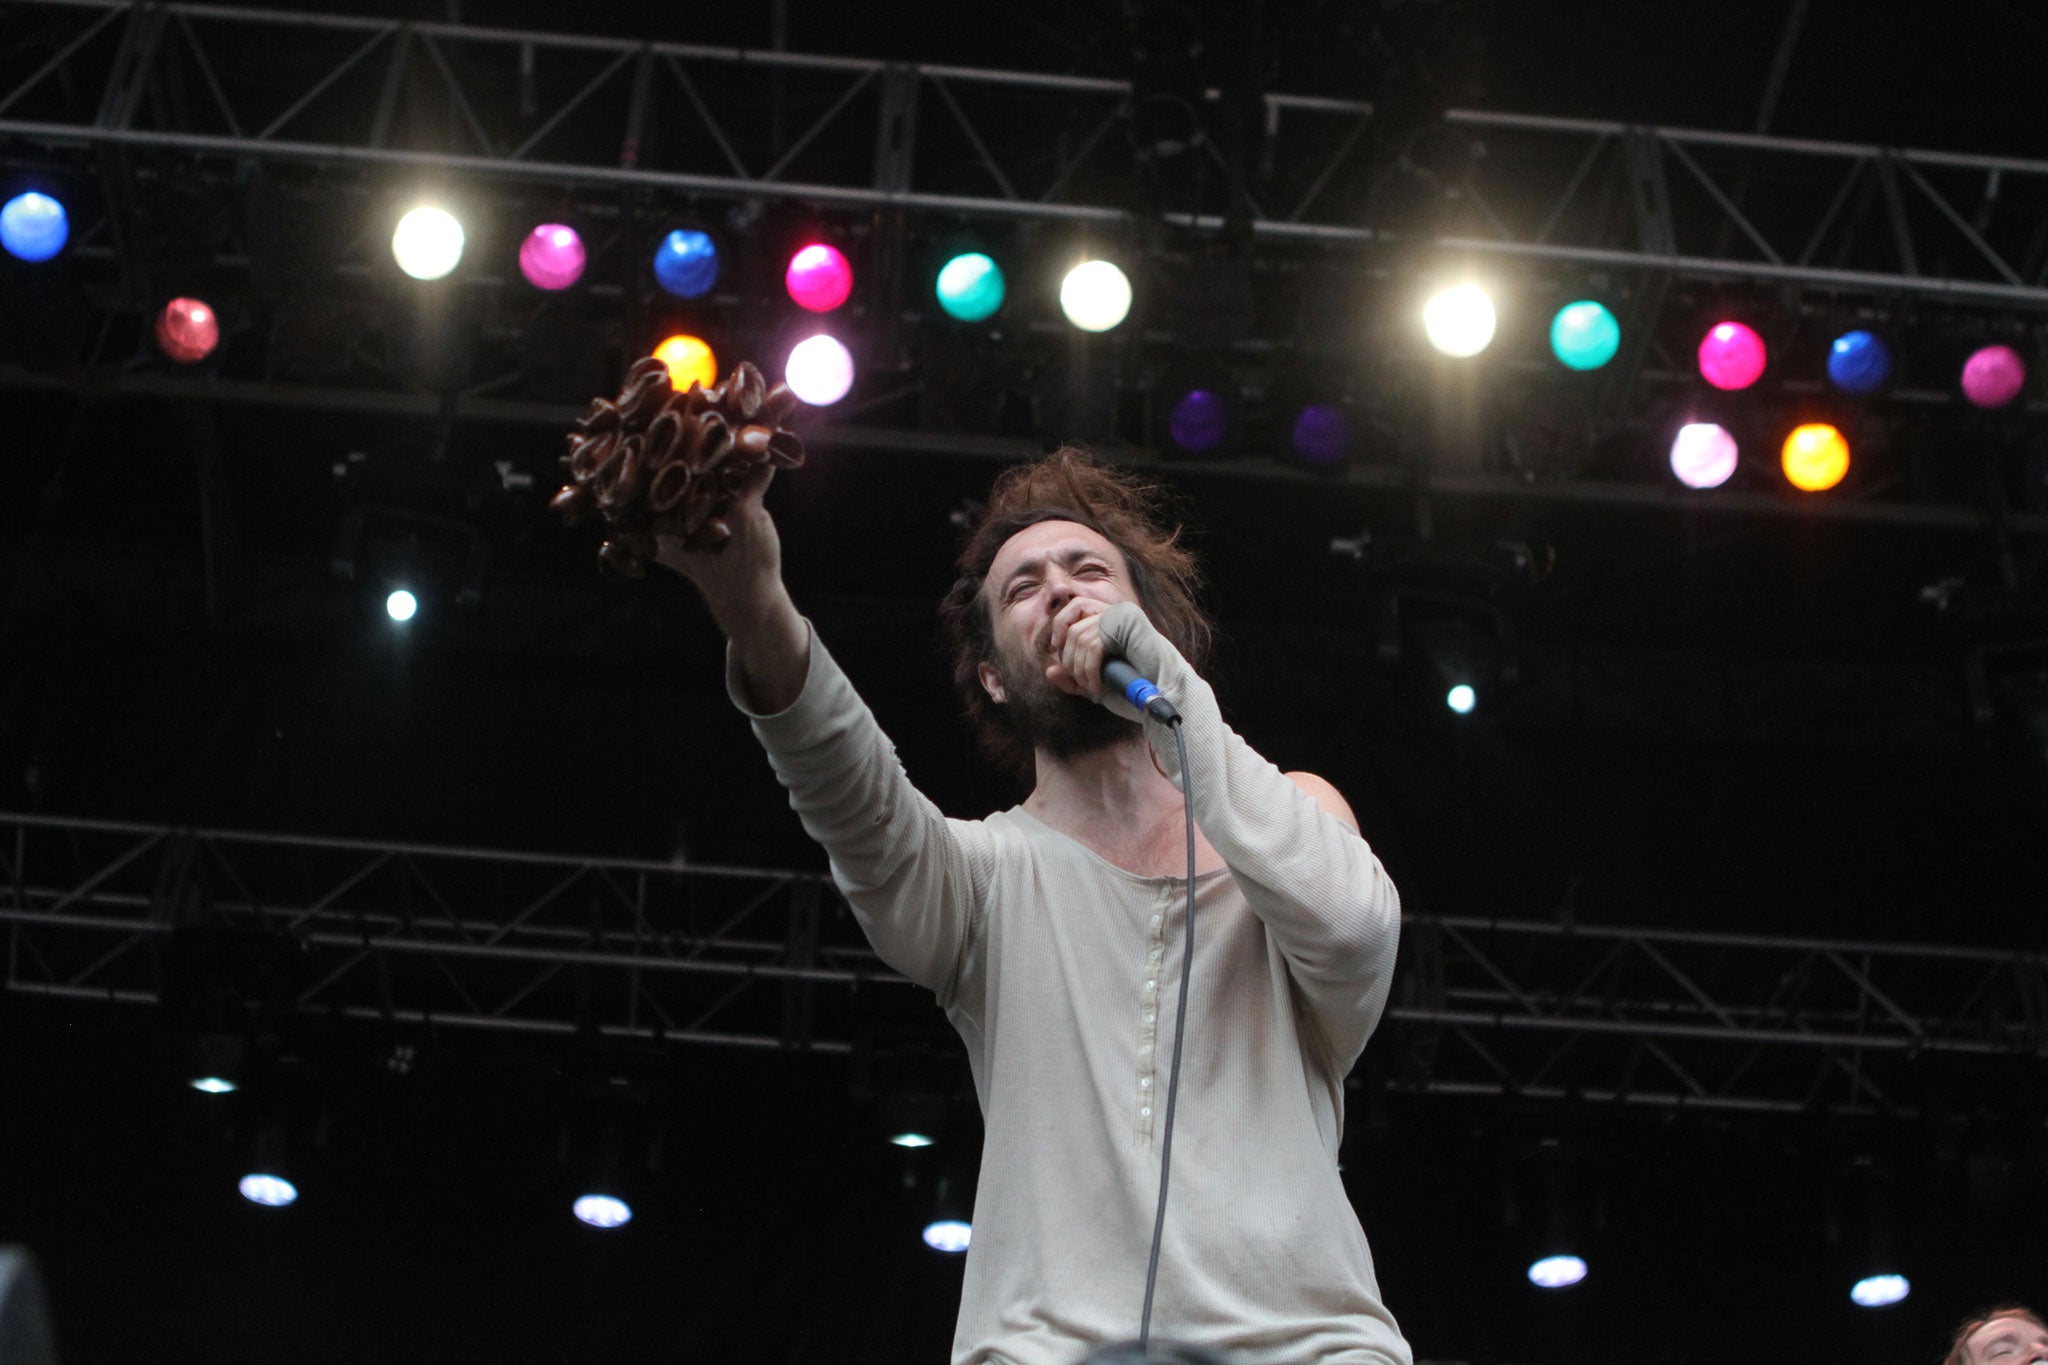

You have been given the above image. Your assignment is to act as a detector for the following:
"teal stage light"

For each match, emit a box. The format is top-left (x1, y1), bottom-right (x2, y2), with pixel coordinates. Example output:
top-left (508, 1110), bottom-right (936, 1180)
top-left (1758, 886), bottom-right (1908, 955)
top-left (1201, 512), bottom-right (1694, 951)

top-left (1549, 301), bottom-right (1620, 371)
top-left (936, 252), bottom-right (1005, 322)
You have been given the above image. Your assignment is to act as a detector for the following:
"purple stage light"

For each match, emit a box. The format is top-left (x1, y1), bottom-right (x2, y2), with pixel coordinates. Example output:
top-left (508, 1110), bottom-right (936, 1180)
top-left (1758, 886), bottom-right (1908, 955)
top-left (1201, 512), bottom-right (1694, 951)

top-left (1168, 390), bottom-right (1228, 453)
top-left (1290, 404), bottom-right (1350, 466)
top-left (786, 243), bottom-right (854, 312)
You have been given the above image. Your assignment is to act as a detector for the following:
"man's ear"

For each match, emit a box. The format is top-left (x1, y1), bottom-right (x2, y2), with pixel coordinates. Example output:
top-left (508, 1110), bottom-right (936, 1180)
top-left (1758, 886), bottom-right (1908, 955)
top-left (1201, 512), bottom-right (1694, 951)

top-left (976, 660), bottom-right (1007, 704)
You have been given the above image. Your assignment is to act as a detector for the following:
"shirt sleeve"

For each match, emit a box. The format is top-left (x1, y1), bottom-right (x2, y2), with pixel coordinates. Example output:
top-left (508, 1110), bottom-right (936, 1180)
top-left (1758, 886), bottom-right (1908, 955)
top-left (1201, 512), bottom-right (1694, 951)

top-left (1096, 601), bottom-right (1402, 1072)
top-left (729, 622), bottom-right (984, 1005)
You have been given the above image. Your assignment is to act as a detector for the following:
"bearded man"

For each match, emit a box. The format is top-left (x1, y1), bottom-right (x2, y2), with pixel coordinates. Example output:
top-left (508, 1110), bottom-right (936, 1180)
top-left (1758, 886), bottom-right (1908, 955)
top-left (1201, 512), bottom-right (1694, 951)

top-left (661, 448), bottom-right (1408, 1365)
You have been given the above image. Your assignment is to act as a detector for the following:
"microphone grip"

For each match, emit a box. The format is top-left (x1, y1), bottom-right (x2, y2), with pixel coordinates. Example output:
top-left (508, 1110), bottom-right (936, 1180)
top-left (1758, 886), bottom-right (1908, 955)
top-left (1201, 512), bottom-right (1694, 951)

top-left (1103, 657), bottom-right (1181, 724)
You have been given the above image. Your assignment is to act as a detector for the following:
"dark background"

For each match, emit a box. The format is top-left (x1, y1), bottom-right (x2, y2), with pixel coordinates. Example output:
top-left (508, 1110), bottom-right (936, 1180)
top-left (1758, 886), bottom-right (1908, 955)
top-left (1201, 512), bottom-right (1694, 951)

top-left (3, 2), bottom-right (2048, 1363)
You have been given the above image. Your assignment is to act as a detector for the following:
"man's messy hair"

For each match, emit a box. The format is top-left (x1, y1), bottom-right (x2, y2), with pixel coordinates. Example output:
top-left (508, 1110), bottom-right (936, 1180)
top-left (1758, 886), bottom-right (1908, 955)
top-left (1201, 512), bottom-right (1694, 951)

top-left (938, 448), bottom-right (1213, 779)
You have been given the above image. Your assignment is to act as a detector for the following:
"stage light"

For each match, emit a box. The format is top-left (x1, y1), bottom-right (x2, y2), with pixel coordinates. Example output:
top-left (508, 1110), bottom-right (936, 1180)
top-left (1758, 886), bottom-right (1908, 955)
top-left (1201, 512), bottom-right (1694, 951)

top-left (1549, 301), bottom-right (1619, 370)
top-left (936, 252), bottom-right (1005, 322)
top-left (1168, 389), bottom-right (1229, 453)
top-left (573, 1194), bottom-right (633, 1229)
top-left (1850, 1273), bottom-right (1910, 1308)
top-left (1446, 684), bottom-right (1477, 714)
top-left (785, 334), bottom-right (855, 406)
top-left (1422, 283), bottom-right (1496, 358)
top-left (1827, 330), bottom-right (1891, 394)
top-left (1698, 321), bottom-right (1766, 390)
top-left (1782, 422), bottom-right (1850, 492)
top-left (653, 333), bottom-right (717, 392)
top-left (518, 223), bottom-right (586, 291)
top-left (922, 1219), bottom-right (972, 1253)
top-left (891, 1132), bottom-right (936, 1149)
top-left (1961, 344), bottom-right (2026, 408)
top-left (653, 228), bottom-right (720, 298)
top-left (1060, 260), bottom-right (1133, 332)
top-left (786, 242), bottom-right (854, 312)
top-left (385, 589), bottom-right (418, 622)
top-left (154, 297), bottom-right (220, 364)
top-left (238, 1173), bottom-right (298, 1208)
top-left (191, 1076), bottom-right (236, 1095)
top-left (1670, 422), bottom-right (1738, 490)
top-left (1290, 404), bottom-right (1350, 466)
top-left (0, 191), bottom-right (68, 261)
top-left (184, 1033), bottom-right (245, 1094)
top-left (391, 205), bottom-right (464, 280)
top-left (1527, 1254), bottom-right (1587, 1289)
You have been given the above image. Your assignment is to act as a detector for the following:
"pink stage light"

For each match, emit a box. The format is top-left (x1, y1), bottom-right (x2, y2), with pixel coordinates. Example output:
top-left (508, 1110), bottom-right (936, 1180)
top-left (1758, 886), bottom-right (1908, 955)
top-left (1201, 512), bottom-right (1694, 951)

top-left (1960, 344), bottom-right (2026, 408)
top-left (518, 223), bottom-right (586, 291)
top-left (785, 243), bottom-right (853, 312)
top-left (155, 297), bottom-right (220, 364)
top-left (1697, 322), bottom-right (1767, 391)
top-left (1670, 422), bottom-right (1738, 489)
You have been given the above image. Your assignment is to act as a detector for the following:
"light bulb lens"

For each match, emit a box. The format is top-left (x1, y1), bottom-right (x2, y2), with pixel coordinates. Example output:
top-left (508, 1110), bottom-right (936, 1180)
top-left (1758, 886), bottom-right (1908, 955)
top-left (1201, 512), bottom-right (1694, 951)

top-left (1059, 260), bottom-right (1133, 332)
top-left (391, 206), bottom-right (465, 280)
top-left (1423, 283), bottom-right (1498, 358)
top-left (922, 1219), bottom-right (972, 1253)
top-left (1527, 1255), bottom-right (1587, 1289)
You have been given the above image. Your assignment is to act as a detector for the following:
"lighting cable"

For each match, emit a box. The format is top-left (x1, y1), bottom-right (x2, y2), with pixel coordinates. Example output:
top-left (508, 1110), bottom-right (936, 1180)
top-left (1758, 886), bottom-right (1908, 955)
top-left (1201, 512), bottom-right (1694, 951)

top-left (1137, 714), bottom-right (1195, 1350)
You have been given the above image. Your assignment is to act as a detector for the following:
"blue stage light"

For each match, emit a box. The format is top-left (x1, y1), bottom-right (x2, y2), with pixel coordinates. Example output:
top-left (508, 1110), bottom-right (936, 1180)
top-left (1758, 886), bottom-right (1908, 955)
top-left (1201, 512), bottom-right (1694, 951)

top-left (1, 191), bottom-right (69, 262)
top-left (653, 229), bottom-right (720, 299)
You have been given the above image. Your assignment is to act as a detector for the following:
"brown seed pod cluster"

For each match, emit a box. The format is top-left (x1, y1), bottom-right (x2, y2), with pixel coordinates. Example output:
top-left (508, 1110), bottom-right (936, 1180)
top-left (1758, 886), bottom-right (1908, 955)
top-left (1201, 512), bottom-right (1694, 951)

top-left (549, 356), bottom-right (805, 577)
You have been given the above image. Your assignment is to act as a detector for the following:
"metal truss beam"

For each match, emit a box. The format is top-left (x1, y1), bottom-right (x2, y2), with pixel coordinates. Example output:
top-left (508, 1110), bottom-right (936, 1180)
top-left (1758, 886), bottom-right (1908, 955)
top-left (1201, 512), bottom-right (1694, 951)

top-left (6, 1), bottom-right (2048, 307)
top-left (8, 812), bottom-right (2043, 1119)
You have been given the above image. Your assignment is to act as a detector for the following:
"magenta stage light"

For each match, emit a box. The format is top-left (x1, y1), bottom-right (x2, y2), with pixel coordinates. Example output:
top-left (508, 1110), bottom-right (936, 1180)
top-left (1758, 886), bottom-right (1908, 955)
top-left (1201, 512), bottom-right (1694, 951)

top-left (518, 223), bottom-right (586, 290)
top-left (786, 243), bottom-right (854, 312)
top-left (1670, 422), bottom-right (1738, 489)
top-left (154, 297), bottom-right (220, 364)
top-left (1961, 344), bottom-right (2026, 408)
top-left (1697, 321), bottom-right (1767, 391)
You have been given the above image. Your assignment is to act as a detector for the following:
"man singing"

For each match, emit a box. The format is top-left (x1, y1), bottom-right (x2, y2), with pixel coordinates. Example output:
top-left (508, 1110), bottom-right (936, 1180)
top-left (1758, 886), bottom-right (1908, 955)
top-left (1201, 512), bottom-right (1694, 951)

top-left (660, 449), bottom-right (1408, 1365)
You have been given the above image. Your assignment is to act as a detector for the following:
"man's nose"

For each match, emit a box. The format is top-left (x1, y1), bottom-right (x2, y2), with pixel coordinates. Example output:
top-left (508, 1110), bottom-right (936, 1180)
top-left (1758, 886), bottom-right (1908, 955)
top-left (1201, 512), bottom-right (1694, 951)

top-left (1044, 573), bottom-right (1073, 609)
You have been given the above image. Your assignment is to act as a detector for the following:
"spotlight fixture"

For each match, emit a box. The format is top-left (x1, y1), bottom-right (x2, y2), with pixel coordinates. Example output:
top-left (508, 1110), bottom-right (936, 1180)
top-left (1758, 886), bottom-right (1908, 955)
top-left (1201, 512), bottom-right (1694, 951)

top-left (1850, 1273), bottom-right (1911, 1308)
top-left (238, 1130), bottom-right (300, 1208)
top-left (785, 242), bottom-right (854, 312)
top-left (184, 1032), bottom-right (246, 1094)
top-left (391, 205), bottom-right (465, 281)
top-left (785, 334), bottom-right (855, 406)
top-left (1526, 1254), bottom-right (1587, 1289)
top-left (1548, 300), bottom-right (1620, 371)
top-left (1827, 329), bottom-right (1891, 394)
top-left (653, 333), bottom-right (718, 392)
top-left (1290, 403), bottom-right (1351, 467)
top-left (384, 589), bottom-right (419, 623)
top-left (572, 1193), bottom-right (634, 1230)
top-left (1059, 260), bottom-right (1133, 332)
top-left (518, 223), bottom-right (586, 291)
top-left (1697, 321), bottom-right (1767, 390)
top-left (921, 1172), bottom-right (973, 1252)
top-left (882, 1091), bottom-right (948, 1150)
top-left (1781, 422), bottom-right (1850, 492)
top-left (936, 251), bottom-right (1006, 322)
top-left (1446, 683), bottom-right (1477, 715)
top-left (1167, 388), bottom-right (1230, 454)
top-left (1422, 283), bottom-right (1497, 358)
top-left (154, 297), bottom-right (220, 364)
top-left (653, 228), bottom-right (721, 298)
top-left (1961, 344), bottom-right (2026, 408)
top-left (0, 190), bottom-right (68, 262)
top-left (1670, 422), bottom-right (1738, 489)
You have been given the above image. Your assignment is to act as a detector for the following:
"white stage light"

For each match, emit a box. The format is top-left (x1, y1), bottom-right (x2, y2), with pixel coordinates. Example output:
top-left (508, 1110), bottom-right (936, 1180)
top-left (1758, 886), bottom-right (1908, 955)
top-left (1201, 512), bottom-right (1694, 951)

top-left (1423, 283), bottom-right (1498, 358)
top-left (1059, 260), bottom-right (1133, 332)
top-left (785, 335), bottom-right (855, 406)
top-left (391, 206), bottom-right (465, 280)
top-left (922, 1219), bottom-right (971, 1253)
top-left (573, 1194), bottom-right (633, 1229)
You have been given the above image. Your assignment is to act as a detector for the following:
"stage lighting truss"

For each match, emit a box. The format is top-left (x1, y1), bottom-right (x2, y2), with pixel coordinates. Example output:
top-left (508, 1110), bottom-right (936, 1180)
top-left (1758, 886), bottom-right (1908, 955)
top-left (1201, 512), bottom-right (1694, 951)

top-left (5, 0), bottom-right (2048, 530)
top-left (5, 811), bottom-right (2047, 1123)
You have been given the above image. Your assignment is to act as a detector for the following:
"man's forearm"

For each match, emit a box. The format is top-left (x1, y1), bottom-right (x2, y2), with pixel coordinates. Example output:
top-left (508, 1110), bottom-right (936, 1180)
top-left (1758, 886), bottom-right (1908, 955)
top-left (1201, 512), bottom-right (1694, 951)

top-left (711, 581), bottom-right (810, 715)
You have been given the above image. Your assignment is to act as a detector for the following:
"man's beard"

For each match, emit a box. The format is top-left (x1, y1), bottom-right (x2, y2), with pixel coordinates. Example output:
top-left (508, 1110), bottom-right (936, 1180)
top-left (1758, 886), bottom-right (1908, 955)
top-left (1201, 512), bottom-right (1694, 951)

top-left (988, 643), bottom-right (1140, 762)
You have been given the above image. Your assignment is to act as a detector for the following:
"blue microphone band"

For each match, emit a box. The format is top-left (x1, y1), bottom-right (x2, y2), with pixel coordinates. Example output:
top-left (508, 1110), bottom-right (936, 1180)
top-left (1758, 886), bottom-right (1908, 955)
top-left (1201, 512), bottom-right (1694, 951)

top-left (1102, 658), bottom-right (1181, 724)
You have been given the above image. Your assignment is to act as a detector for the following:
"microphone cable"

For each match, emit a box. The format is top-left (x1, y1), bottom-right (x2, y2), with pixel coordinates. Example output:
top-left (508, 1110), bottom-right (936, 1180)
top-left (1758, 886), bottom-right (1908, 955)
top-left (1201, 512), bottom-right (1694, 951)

top-left (1137, 714), bottom-right (1195, 1351)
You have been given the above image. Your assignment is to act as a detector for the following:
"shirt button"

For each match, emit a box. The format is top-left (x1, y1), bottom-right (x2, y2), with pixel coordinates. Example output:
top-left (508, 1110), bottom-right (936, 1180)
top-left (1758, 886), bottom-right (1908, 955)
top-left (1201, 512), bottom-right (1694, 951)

top-left (1140, 1077), bottom-right (1152, 1089)
top-left (1141, 1043), bottom-right (1153, 1055)
top-left (1150, 915), bottom-right (1162, 927)
top-left (1141, 1106), bottom-right (1152, 1118)
top-left (1145, 979), bottom-right (1156, 991)
top-left (1145, 1012), bottom-right (1155, 1024)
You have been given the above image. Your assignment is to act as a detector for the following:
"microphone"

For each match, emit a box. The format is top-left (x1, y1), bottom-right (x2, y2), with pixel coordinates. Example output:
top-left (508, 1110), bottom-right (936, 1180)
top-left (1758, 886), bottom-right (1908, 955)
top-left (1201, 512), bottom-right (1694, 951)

top-left (1103, 657), bottom-right (1181, 724)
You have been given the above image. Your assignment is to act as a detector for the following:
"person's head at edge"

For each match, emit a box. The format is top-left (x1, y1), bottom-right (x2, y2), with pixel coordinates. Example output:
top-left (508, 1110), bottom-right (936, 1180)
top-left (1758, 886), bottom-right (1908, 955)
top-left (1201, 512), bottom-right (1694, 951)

top-left (939, 448), bottom-right (1214, 782)
top-left (1947, 1307), bottom-right (2048, 1365)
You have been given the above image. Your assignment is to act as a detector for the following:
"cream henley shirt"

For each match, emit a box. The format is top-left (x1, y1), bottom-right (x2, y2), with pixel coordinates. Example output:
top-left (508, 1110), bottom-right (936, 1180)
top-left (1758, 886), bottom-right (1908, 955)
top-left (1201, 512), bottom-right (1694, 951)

top-left (735, 603), bottom-right (1409, 1365)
